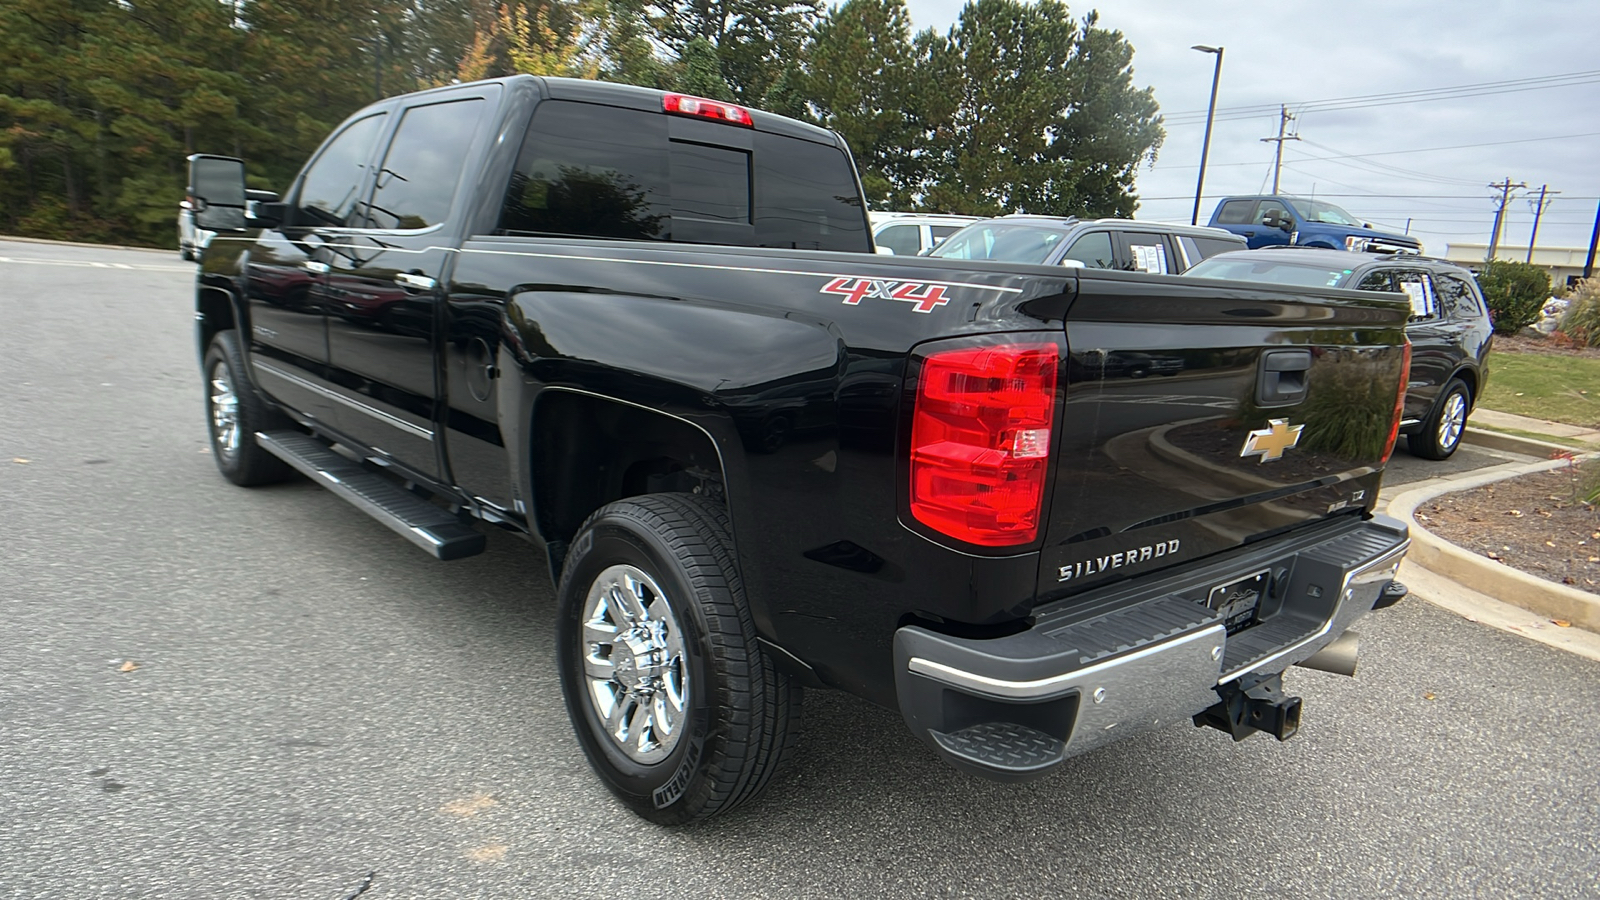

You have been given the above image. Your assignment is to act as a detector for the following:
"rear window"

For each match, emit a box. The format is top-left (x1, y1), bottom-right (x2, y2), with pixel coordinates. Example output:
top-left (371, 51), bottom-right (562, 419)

top-left (1185, 256), bottom-right (1353, 288)
top-left (498, 100), bottom-right (867, 251)
top-left (930, 222), bottom-right (1067, 265)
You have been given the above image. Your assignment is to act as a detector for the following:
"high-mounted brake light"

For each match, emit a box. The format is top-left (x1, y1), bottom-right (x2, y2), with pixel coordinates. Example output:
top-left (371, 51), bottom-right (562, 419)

top-left (1381, 341), bottom-right (1412, 463)
top-left (662, 93), bottom-right (753, 128)
top-left (909, 341), bottom-right (1059, 547)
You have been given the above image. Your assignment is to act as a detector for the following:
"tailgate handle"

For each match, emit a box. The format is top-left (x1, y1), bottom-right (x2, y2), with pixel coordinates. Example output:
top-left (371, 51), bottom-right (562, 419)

top-left (1258, 349), bottom-right (1312, 405)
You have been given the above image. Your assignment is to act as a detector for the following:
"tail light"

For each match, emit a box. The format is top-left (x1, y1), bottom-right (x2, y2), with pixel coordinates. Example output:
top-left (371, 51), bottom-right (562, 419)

top-left (909, 340), bottom-right (1059, 546)
top-left (1381, 341), bottom-right (1412, 462)
top-left (662, 93), bottom-right (753, 128)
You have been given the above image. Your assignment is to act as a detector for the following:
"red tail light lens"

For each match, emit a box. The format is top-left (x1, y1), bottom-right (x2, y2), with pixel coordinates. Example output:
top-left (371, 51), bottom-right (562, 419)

top-left (662, 93), bottom-right (754, 127)
top-left (1381, 341), bottom-right (1412, 462)
top-left (910, 341), bottom-right (1059, 546)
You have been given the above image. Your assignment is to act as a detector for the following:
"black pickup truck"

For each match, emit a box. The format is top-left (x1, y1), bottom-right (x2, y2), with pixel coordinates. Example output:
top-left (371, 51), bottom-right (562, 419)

top-left (189, 75), bottom-right (1412, 825)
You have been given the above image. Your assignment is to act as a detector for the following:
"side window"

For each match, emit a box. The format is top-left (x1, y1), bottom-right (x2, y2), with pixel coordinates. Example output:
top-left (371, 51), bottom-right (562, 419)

top-left (1434, 274), bottom-right (1482, 320)
top-left (876, 223), bottom-right (921, 256)
top-left (929, 224), bottom-right (962, 247)
top-left (1123, 233), bottom-right (1170, 274)
top-left (1255, 203), bottom-right (1290, 226)
top-left (365, 99), bottom-right (485, 230)
top-left (1356, 270), bottom-right (1398, 292)
top-left (1395, 271), bottom-right (1437, 320)
top-left (1062, 231), bottom-right (1114, 268)
top-left (297, 114), bottom-right (387, 226)
top-left (1191, 236), bottom-right (1245, 260)
top-left (751, 132), bottom-right (868, 252)
top-left (500, 101), bottom-right (670, 240)
top-left (670, 141), bottom-right (750, 223)
top-left (1215, 200), bottom-right (1255, 225)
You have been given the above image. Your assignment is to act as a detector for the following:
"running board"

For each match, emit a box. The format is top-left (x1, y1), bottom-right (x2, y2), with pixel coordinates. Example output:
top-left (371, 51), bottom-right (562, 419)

top-left (256, 431), bottom-right (486, 561)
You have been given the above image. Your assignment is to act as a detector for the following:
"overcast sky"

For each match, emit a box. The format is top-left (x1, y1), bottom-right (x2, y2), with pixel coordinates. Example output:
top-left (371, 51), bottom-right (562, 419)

top-left (902, 0), bottom-right (1600, 259)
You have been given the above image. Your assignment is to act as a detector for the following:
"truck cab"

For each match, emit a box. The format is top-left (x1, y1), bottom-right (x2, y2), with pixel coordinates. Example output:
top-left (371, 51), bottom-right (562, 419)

top-left (1208, 195), bottom-right (1421, 254)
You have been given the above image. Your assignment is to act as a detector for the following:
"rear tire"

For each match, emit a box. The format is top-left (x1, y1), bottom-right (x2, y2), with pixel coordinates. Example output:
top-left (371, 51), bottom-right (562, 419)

top-left (557, 493), bottom-right (801, 825)
top-left (1409, 378), bottom-right (1470, 460)
top-left (203, 330), bottom-right (293, 486)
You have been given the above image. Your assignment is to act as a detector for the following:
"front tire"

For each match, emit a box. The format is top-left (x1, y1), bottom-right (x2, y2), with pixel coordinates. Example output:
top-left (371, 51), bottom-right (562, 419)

top-left (557, 494), bottom-right (801, 825)
top-left (1409, 378), bottom-right (1470, 460)
top-left (203, 331), bottom-right (293, 486)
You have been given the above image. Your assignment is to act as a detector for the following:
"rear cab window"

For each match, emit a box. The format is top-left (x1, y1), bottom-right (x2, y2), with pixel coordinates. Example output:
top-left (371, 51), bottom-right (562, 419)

top-left (498, 99), bottom-right (868, 252)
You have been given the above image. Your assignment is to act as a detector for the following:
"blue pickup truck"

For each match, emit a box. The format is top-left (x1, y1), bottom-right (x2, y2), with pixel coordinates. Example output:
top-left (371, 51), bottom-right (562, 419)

top-left (1208, 195), bottom-right (1421, 254)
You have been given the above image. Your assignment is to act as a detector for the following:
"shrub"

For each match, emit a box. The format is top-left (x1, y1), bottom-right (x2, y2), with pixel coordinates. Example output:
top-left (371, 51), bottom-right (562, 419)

top-left (1478, 259), bottom-right (1551, 335)
top-left (1559, 277), bottom-right (1600, 348)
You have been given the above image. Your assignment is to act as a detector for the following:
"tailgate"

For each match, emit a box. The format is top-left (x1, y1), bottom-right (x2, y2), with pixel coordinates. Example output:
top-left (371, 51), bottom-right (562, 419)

top-left (1038, 271), bottom-right (1408, 600)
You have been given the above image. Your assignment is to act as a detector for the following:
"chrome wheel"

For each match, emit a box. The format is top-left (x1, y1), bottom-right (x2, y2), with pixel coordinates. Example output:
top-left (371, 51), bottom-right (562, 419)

top-left (1437, 390), bottom-right (1467, 451)
top-left (209, 359), bottom-right (240, 461)
top-left (581, 565), bottom-right (689, 764)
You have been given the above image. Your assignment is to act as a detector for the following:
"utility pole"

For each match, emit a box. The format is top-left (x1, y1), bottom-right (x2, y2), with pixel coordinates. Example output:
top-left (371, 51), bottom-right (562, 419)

top-left (1485, 177), bottom-right (1526, 262)
top-left (1525, 185), bottom-right (1559, 263)
top-left (1584, 200), bottom-right (1599, 280)
top-left (1260, 105), bottom-right (1301, 194)
top-left (1189, 45), bottom-right (1224, 225)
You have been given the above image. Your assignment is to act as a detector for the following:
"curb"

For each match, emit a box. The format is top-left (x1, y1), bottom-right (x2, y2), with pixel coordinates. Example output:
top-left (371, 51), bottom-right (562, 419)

top-left (0, 234), bottom-right (173, 255)
top-left (1387, 455), bottom-right (1600, 634)
top-left (1462, 426), bottom-right (1587, 457)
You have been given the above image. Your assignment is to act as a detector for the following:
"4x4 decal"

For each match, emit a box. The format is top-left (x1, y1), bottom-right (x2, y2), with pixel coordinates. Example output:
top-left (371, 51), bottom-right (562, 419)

top-left (821, 277), bottom-right (951, 313)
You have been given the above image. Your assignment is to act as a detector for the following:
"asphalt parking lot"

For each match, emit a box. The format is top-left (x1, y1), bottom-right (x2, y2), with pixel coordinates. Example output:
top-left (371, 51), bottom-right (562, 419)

top-left (2, 239), bottom-right (1597, 899)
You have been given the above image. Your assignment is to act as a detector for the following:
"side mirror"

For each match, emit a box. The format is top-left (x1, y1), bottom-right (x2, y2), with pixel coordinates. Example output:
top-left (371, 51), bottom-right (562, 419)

top-left (1060, 258), bottom-right (1086, 269)
top-left (1262, 212), bottom-right (1291, 231)
top-left (875, 246), bottom-right (896, 255)
top-left (187, 154), bottom-right (247, 231)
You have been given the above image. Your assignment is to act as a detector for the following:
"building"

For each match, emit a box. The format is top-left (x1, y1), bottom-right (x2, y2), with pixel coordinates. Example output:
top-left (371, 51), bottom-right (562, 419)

top-left (1444, 243), bottom-right (1595, 289)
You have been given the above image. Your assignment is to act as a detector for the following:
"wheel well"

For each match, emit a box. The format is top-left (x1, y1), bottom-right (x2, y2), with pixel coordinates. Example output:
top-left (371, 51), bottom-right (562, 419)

top-left (531, 391), bottom-right (726, 565)
top-left (1452, 368), bottom-right (1478, 405)
top-left (197, 287), bottom-right (236, 359)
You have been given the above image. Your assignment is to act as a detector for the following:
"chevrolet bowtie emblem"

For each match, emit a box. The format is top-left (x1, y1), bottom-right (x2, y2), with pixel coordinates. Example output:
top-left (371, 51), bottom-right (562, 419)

top-left (1241, 418), bottom-right (1304, 463)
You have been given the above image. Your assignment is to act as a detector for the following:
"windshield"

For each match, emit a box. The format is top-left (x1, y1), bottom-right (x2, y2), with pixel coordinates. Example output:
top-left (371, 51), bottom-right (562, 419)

top-left (1284, 198), bottom-right (1362, 227)
top-left (1185, 255), bottom-right (1354, 288)
top-left (929, 222), bottom-right (1068, 265)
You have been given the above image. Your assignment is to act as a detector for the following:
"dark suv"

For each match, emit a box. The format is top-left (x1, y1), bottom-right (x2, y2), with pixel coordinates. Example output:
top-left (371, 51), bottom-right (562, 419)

top-left (1184, 248), bottom-right (1493, 459)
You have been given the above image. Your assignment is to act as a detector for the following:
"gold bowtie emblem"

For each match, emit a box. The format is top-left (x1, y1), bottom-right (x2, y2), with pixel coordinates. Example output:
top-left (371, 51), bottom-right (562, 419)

top-left (1241, 418), bottom-right (1304, 463)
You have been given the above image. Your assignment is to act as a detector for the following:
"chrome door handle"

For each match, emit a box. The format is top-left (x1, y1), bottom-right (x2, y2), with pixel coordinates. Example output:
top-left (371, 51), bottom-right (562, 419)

top-left (395, 273), bottom-right (437, 291)
top-left (302, 260), bottom-right (330, 274)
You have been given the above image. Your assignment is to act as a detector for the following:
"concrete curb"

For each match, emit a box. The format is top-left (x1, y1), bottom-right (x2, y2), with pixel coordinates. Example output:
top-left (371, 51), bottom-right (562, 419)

top-left (1463, 425), bottom-right (1586, 457)
top-left (1387, 454), bottom-right (1600, 634)
top-left (0, 234), bottom-right (172, 255)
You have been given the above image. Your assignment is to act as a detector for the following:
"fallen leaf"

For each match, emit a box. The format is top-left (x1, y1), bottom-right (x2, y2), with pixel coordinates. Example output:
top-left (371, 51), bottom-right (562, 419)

top-left (465, 844), bottom-right (507, 863)
top-left (441, 793), bottom-right (496, 818)
top-left (1507, 509), bottom-right (1523, 517)
top-left (1423, 692), bottom-right (1436, 701)
top-left (1546, 541), bottom-right (1556, 547)
top-left (1554, 620), bottom-right (1572, 627)
top-left (118, 661), bottom-right (139, 672)
top-left (1515, 392), bottom-right (1525, 396)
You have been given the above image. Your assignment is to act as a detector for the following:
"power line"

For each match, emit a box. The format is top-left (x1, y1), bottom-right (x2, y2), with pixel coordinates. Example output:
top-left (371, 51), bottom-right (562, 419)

top-left (1150, 130), bottom-right (1600, 172)
top-left (1162, 69), bottom-right (1600, 126)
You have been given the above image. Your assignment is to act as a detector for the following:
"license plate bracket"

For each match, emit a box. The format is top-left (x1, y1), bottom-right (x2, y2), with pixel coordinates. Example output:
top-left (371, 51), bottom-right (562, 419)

top-left (1207, 569), bottom-right (1269, 634)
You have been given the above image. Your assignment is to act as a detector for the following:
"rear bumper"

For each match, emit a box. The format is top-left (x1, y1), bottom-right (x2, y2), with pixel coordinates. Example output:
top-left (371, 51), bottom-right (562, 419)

top-left (893, 514), bottom-right (1409, 781)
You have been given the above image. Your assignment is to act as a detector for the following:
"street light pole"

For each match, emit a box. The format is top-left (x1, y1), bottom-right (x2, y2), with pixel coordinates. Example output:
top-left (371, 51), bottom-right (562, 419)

top-left (1190, 45), bottom-right (1224, 226)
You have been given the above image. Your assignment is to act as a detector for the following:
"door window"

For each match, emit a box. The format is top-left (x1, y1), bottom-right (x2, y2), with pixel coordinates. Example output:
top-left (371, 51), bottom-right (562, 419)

top-left (297, 114), bottom-right (388, 227)
top-left (1433, 274), bottom-right (1482, 320)
top-left (1062, 231), bottom-right (1114, 268)
top-left (365, 99), bottom-right (486, 230)
top-left (1254, 203), bottom-right (1291, 226)
top-left (1393, 271), bottom-right (1437, 320)
top-left (875, 223), bottom-right (920, 256)
top-left (1123, 234), bottom-right (1171, 274)
top-left (1214, 200), bottom-right (1256, 224)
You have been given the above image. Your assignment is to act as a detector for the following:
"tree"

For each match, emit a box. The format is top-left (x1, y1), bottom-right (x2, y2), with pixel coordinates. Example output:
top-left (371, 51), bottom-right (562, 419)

top-left (650, 0), bottom-right (821, 105)
top-left (799, 0), bottom-right (920, 207)
top-left (677, 36), bottom-right (733, 100)
top-left (1480, 259), bottom-right (1551, 335)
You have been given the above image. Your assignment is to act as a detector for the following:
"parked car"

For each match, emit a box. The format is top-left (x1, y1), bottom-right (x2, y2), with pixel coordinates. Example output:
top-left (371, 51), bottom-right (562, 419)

top-left (1207, 195), bottom-right (1421, 254)
top-left (927, 215), bottom-right (1246, 273)
top-left (1184, 248), bottom-right (1492, 459)
top-left (868, 211), bottom-right (982, 256)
